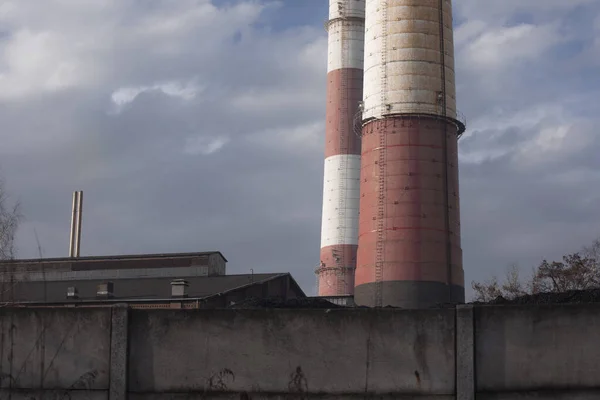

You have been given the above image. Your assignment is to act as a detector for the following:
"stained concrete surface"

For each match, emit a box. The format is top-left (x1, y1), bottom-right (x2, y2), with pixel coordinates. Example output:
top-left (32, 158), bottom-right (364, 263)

top-left (128, 308), bottom-right (456, 396)
top-left (0, 389), bottom-right (107, 399)
top-left (0, 303), bottom-right (600, 398)
top-left (0, 308), bottom-right (110, 390)
top-left (128, 395), bottom-right (454, 399)
top-left (475, 304), bottom-right (600, 393)
top-left (476, 391), bottom-right (600, 400)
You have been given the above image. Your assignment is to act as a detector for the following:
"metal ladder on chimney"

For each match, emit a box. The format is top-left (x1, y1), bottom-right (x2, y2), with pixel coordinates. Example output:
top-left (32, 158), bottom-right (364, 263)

top-left (374, 0), bottom-right (389, 308)
top-left (336, 0), bottom-right (350, 295)
top-left (438, 0), bottom-right (453, 302)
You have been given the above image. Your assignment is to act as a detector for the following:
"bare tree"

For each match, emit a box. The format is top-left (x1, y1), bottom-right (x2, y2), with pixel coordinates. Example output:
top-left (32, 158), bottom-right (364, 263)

top-left (472, 239), bottom-right (600, 302)
top-left (0, 176), bottom-right (23, 306)
top-left (472, 263), bottom-right (528, 302)
top-left (471, 275), bottom-right (502, 303)
top-left (582, 238), bottom-right (600, 262)
top-left (0, 177), bottom-right (22, 260)
top-left (531, 253), bottom-right (599, 293)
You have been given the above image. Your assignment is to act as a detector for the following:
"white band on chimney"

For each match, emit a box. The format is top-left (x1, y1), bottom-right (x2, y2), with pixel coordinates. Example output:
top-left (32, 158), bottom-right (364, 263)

top-left (361, 0), bottom-right (457, 120)
top-left (327, 21), bottom-right (365, 72)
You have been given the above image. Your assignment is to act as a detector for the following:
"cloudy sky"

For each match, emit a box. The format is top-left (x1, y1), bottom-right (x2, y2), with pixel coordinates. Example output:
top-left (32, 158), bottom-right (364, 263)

top-left (0, 0), bottom-right (599, 298)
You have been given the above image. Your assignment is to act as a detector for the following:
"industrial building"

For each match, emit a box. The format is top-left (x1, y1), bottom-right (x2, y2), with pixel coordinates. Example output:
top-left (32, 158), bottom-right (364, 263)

top-left (318, 0), bottom-right (466, 308)
top-left (0, 252), bottom-right (305, 308)
top-left (0, 191), bottom-right (305, 309)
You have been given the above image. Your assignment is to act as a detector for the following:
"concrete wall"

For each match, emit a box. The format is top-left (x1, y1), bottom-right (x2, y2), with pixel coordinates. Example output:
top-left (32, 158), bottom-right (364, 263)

top-left (128, 308), bottom-right (455, 399)
top-left (471, 304), bottom-right (600, 400)
top-left (0, 307), bottom-right (112, 399)
top-left (1, 303), bottom-right (600, 399)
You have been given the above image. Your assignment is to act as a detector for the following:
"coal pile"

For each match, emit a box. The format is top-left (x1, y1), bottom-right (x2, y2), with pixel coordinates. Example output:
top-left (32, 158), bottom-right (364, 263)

top-left (478, 289), bottom-right (600, 306)
top-left (228, 297), bottom-right (347, 309)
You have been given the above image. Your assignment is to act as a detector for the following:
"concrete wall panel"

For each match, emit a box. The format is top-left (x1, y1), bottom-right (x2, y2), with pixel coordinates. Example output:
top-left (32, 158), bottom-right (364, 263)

top-left (1, 302), bottom-right (600, 399)
top-left (477, 390), bottom-right (600, 400)
top-left (128, 308), bottom-right (456, 396)
top-left (475, 304), bottom-right (600, 393)
top-left (130, 395), bottom-right (454, 400)
top-left (0, 308), bottom-right (110, 390)
top-left (0, 389), bottom-right (107, 399)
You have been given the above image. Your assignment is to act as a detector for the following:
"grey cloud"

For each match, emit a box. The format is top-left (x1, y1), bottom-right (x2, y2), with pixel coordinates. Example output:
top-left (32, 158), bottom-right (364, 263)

top-left (459, 117), bottom-right (600, 295)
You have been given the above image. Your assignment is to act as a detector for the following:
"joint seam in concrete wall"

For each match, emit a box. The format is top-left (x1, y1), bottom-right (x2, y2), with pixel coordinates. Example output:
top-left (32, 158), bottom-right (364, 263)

top-left (109, 304), bottom-right (129, 400)
top-left (456, 305), bottom-right (474, 400)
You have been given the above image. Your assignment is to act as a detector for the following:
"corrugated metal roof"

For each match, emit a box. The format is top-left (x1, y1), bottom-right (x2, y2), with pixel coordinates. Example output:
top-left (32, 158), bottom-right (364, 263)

top-left (0, 251), bottom-right (227, 265)
top-left (0, 273), bottom-right (283, 303)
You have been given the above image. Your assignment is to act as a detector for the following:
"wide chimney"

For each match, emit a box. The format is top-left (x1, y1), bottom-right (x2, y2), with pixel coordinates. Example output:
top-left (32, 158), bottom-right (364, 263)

top-left (354, 0), bottom-right (466, 308)
top-left (316, 0), bottom-right (365, 296)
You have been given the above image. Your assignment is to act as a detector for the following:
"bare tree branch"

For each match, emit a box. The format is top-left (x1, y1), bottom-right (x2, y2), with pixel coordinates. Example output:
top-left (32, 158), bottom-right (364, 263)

top-left (0, 176), bottom-right (24, 306)
top-left (472, 237), bottom-right (600, 301)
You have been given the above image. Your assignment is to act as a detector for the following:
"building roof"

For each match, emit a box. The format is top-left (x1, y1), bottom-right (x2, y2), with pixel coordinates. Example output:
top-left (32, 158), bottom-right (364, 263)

top-left (0, 251), bottom-right (227, 272)
top-left (0, 251), bottom-right (227, 265)
top-left (0, 272), bottom-right (284, 303)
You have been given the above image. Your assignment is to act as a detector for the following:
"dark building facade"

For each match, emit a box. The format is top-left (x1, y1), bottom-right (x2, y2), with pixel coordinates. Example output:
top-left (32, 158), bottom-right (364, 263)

top-left (0, 252), bottom-right (305, 308)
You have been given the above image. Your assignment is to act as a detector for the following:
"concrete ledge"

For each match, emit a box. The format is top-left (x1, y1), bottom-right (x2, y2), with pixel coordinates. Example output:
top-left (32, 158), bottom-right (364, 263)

top-left (477, 389), bottom-right (600, 400)
top-left (0, 389), bottom-right (107, 400)
top-left (129, 394), bottom-right (455, 400)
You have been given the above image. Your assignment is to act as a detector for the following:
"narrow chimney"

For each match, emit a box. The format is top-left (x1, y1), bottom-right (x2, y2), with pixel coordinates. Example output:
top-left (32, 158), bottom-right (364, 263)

top-left (69, 191), bottom-right (83, 258)
top-left (69, 191), bottom-right (77, 258)
top-left (316, 0), bottom-right (365, 297)
top-left (75, 191), bottom-right (83, 257)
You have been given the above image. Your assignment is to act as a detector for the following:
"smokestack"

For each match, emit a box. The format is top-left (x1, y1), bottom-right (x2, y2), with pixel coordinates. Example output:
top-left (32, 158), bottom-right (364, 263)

top-left (75, 191), bottom-right (83, 257)
top-left (69, 192), bottom-right (77, 258)
top-left (69, 191), bottom-right (83, 258)
top-left (316, 0), bottom-right (365, 296)
top-left (354, 0), bottom-right (466, 308)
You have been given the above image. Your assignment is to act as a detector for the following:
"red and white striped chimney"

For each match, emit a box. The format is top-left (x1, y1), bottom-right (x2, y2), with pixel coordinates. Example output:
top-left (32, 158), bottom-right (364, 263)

top-left (354, 0), bottom-right (466, 308)
top-left (317, 0), bottom-right (365, 296)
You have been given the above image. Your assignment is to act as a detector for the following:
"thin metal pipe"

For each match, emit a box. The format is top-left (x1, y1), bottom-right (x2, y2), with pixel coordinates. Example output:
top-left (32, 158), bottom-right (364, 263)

top-left (75, 191), bottom-right (83, 258)
top-left (69, 192), bottom-right (77, 258)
